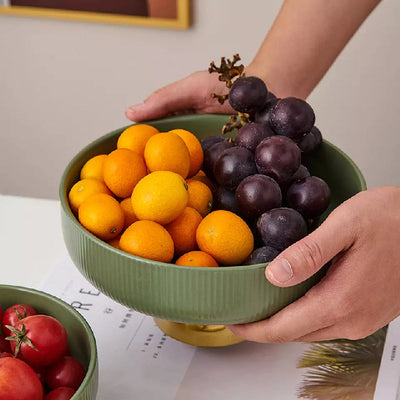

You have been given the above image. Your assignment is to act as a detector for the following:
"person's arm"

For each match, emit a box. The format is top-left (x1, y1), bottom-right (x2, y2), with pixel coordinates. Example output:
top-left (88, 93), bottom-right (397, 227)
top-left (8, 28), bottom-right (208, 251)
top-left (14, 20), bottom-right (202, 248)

top-left (246, 0), bottom-right (381, 99)
top-left (125, 0), bottom-right (382, 121)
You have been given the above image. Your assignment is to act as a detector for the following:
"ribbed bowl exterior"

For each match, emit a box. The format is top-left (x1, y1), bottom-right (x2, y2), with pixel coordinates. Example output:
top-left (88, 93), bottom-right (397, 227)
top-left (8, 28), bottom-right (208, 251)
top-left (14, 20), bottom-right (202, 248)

top-left (61, 211), bottom-right (326, 324)
top-left (0, 285), bottom-right (98, 400)
top-left (60, 114), bottom-right (366, 325)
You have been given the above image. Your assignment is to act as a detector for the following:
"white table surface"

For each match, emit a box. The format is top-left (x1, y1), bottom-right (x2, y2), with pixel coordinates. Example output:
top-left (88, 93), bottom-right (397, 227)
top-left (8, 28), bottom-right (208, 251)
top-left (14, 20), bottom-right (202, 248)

top-left (0, 194), bottom-right (67, 288)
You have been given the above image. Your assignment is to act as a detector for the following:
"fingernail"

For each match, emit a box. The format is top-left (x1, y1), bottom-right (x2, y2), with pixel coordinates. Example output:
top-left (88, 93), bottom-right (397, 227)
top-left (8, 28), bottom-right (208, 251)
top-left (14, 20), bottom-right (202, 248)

top-left (266, 258), bottom-right (293, 283)
top-left (126, 103), bottom-right (144, 115)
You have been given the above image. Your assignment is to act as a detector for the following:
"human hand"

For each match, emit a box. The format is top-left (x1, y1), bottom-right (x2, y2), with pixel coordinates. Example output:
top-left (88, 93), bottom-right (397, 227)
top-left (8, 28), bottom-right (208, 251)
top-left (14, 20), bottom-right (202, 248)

top-left (227, 185), bottom-right (400, 342)
top-left (125, 70), bottom-right (235, 122)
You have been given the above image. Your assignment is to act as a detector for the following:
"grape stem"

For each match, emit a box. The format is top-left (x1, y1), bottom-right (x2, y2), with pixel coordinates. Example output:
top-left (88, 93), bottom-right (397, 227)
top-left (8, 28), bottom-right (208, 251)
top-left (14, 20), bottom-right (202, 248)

top-left (208, 53), bottom-right (245, 91)
top-left (208, 53), bottom-right (250, 134)
top-left (222, 113), bottom-right (250, 134)
top-left (211, 93), bottom-right (229, 105)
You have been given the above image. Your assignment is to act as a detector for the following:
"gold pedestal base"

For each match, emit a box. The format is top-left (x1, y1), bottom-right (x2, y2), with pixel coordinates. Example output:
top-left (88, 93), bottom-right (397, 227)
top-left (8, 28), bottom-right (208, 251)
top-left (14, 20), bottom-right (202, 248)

top-left (154, 318), bottom-right (244, 347)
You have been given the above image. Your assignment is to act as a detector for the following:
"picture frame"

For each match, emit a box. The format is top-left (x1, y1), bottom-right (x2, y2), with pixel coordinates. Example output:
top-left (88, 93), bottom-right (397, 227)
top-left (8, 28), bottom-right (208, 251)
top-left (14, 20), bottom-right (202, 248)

top-left (0, 0), bottom-right (190, 29)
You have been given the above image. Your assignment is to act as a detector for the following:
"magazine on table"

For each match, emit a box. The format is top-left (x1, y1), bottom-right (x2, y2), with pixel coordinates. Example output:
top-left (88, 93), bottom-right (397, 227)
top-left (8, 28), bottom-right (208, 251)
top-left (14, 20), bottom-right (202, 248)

top-left (40, 257), bottom-right (400, 400)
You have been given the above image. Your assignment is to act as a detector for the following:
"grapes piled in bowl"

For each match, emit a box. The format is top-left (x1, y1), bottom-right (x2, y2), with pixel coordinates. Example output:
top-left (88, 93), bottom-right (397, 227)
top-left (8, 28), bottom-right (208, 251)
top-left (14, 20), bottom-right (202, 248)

top-left (205, 58), bottom-right (331, 265)
top-left (60, 113), bottom-right (365, 324)
top-left (60, 54), bottom-right (365, 324)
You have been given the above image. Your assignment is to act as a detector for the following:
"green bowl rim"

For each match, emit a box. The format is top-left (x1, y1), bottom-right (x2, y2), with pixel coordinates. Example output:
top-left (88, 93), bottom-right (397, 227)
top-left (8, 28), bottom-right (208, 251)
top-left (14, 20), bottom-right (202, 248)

top-left (59, 114), bottom-right (367, 272)
top-left (0, 284), bottom-right (98, 399)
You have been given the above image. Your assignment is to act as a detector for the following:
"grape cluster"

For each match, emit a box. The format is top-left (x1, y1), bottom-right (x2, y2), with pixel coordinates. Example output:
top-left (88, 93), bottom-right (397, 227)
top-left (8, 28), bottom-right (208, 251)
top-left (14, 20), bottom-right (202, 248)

top-left (203, 71), bottom-right (331, 265)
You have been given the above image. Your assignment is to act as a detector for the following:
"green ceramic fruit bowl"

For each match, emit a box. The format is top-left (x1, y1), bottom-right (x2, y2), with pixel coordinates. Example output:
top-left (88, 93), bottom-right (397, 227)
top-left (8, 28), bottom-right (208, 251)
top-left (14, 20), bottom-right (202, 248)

top-left (0, 285), bottom-right (98, 400)
top-left (59, 114), bottom-right (366, 325)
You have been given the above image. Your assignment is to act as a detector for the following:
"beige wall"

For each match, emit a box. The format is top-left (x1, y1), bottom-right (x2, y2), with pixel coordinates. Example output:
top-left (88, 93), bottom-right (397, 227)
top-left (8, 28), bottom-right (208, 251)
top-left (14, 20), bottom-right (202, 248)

top-left (0, 0), bottom-right (399, 199)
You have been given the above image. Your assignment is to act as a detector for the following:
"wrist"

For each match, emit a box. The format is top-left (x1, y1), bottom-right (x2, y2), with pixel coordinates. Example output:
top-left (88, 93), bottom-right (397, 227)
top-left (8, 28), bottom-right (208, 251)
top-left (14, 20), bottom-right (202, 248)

top-left (244, 61), bottom-right (295, 99)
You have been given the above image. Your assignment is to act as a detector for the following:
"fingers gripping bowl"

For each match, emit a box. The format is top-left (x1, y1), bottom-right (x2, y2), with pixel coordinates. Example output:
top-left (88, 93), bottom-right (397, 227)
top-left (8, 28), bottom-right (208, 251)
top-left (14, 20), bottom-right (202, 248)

top-left (59, 114), bottom-right (366, 325)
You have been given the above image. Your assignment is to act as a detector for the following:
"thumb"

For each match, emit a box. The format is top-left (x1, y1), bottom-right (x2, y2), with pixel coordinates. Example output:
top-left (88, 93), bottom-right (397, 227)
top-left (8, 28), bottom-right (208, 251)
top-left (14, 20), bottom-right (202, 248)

top-left (265, 208), bottom-right (357, 287)
top-left (125, 76), bottom-right (197, 122)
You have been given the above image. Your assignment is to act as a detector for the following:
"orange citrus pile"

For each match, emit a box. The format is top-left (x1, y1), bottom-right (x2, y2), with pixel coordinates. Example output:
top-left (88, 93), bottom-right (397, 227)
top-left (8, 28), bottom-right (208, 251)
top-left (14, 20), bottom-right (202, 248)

top-left (69, 124), bottom-right (255, 266)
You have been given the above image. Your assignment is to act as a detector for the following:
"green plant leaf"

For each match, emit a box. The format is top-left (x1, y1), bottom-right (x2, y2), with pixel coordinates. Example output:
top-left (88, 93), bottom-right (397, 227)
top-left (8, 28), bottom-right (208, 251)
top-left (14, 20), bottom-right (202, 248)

top-left (297, 328), bottom-right (387, 400)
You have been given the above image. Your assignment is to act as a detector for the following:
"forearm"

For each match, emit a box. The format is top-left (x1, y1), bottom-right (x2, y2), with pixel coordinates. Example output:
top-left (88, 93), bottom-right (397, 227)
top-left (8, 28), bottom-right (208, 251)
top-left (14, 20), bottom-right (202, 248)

top-left (246, 0), bottom-right (382, 99)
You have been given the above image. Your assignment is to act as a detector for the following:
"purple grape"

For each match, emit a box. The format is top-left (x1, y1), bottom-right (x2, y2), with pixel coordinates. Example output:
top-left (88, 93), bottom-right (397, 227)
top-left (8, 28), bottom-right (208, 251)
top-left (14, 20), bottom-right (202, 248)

top-left (269, 97), bottom-right (315, 140)
top-left (248, 220), bottom-right (264, 248)
top-left (213, 185), bottom-right (241, 214)
top-left (254, 97), bottom-right (279, 125)
top-left (228, 76), bottom-right (268, 114)
top-left (200, 135), bottom-right (225, 153)
top-left (290, 164), bottom-right (311, 182)
top-left (213, 146), bottom-right (257, 191)
top-left (257, 207), bottom-right (308, 251)
top-left (279, 164), bottom-right (311, 193)
top-left (235, 122), bottom-right (275, 152)
top-left (286, 176), bottom-right (331, 218)
top-left (297, 126), bottom-right (323, 153)
top-left (255, 136), bottom-right (301, 183)
top-left (244, 246), bottom-right (280, 265)
top-left (203, 140), bottom-right (234, 178)
top-left (235, 174), bottom-right (282, 219)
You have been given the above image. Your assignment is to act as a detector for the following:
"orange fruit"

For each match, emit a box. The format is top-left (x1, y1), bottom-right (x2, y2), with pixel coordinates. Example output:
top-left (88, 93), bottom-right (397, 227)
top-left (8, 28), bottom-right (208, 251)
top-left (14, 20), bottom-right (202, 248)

top-left (119, 220), bottom-right (174, 263)
top-left (144, 132), bottom-right (191, 178)
top-left (103, 148), bottom-right (147, 198)
top-left (190, 170), bottom-right (217, 194)
top-left (169, 129), bottom-right (203, 177)
top-left (68, 178), bottom-right (112, 214)
top-left (78, 193), bottom-right (125, 241)
top-left (131, 171), bottom-right (189, 225)
top-left (120, 198), bottom-right (138, 229)
top-left (117, 124), bottom-right (159, 156)
top-left (164, 207), bottom-right (203, 257)
top-left (175, 251), bottom-right (219, 267)
top-left (192, 169), bottom-right (206, 178)
top-left (107, 236), bottom-right (121, 249)
top-left (196, 210), bottom-right (254, 265)
top-left (186, 179), bottom-right (213, 217)
top-left (80, 154), bottom-right (107, 181)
